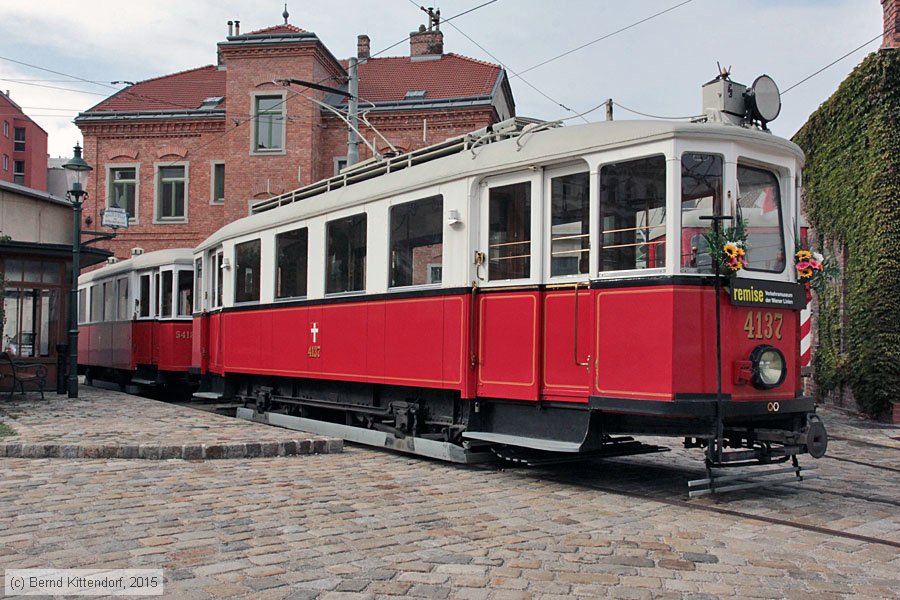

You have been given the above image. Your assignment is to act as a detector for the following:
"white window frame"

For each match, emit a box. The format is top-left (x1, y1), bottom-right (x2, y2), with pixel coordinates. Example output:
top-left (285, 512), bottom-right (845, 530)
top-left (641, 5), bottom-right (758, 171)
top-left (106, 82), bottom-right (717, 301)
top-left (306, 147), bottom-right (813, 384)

top-left (543, 161), bottom-right (592, 284)
top-left (136, 272), bottom-right (154, 320)
top-left (2, 121), bottom-right (8, 137)
top-left (106, 163), bottom-right (140, 224)
top-left (153, 161), bottom-right (189, 223)
top-left (210, 161), bottom-right (225, 205)
top-left (250, 91), bottom-right (287, 155)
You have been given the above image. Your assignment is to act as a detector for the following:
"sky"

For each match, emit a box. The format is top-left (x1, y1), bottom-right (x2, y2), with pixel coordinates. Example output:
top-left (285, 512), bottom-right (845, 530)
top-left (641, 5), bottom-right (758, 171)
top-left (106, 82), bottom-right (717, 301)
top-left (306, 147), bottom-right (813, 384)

top-left (0, 0), bottom-right (886, 159)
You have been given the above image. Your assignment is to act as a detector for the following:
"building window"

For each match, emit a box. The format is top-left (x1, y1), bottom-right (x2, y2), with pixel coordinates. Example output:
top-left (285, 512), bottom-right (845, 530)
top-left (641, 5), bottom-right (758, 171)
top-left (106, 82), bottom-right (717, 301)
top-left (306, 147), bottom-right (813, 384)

top-left (599, 155), bottom-right (667, 272)
top-left (326, 214), bottom-right (367, 294)
top-left (2, 259), bottom-right (63, 357)
top-left (550, 171), bottom-right (590, 276)
top-left (108, 166), bottom-right (137, 220)
top-left (253, 95), bottom-right (285, 152)
top-left (234, 240), bottom-right (261, 303)
top-left (2, 155), bottom-right (7, 171)
top-left (156, 164), bottom-right (187, 221)
top-left (276, 228), bottom-right (308, 299)
top-left (13, 128), bottom-right (25, 152)
top-left (389, 195), bottom-right (443, 288)
top-left (2, 121), bottom-right (7, 137)
top-left (13, 160), bottom-right (24, 185)
top-left (334, 157), bottom-right (348, 176)
top-left (211, 162), bottom-right (225, 204)
top-left (489, 182), bottom-right (531, 280)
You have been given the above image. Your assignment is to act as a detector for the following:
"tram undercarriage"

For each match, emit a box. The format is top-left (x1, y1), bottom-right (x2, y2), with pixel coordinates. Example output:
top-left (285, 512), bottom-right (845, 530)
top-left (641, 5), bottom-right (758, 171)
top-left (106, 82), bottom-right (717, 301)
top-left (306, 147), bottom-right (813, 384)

top-left (230, 374), bottom-right (826, 493)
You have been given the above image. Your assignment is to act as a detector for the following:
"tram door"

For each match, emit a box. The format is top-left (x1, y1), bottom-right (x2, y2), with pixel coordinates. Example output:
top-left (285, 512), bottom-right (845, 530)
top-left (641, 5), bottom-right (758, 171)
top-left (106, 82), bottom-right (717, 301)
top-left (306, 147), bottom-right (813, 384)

top-left (540, 167), bottom-right (593, 400)
top-left (475, 173), bottom-right (542, 401)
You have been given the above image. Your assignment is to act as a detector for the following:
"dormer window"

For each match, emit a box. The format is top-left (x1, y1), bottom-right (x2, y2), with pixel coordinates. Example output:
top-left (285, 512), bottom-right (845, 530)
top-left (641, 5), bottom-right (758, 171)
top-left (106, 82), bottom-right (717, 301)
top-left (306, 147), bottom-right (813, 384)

top-left (404, 90), bottom-right (427, 100)
top-left (199, 96), bottom-right (224, 110)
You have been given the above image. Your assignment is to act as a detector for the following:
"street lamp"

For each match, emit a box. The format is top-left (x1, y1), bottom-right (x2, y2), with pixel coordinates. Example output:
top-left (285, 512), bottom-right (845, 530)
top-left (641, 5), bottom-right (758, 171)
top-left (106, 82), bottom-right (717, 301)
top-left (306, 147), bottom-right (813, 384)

top-left (63, 143), bottom-right (92, 398)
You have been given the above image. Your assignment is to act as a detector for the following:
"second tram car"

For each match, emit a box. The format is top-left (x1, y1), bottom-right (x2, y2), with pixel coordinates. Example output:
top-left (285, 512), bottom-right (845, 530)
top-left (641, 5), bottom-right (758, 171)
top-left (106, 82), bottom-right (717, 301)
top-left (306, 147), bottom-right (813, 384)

top-left (190, 76), bottom-right (827, 488)
top-left (78, 249), bottom-right (195, 390)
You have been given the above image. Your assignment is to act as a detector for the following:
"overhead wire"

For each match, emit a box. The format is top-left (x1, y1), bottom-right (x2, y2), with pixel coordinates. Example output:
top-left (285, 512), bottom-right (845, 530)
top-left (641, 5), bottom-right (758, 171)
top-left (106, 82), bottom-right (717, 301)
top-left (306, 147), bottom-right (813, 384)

top-left (781, 32), bottom-right (883, 94)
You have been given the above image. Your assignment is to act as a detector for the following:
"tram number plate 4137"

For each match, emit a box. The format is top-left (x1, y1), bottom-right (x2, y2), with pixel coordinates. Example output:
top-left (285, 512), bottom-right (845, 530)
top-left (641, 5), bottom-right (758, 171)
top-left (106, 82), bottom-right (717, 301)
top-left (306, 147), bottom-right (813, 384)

top-left (307, 345), bottom-right (321, 358)
top-left (743, 311), bottom-right (783, 340)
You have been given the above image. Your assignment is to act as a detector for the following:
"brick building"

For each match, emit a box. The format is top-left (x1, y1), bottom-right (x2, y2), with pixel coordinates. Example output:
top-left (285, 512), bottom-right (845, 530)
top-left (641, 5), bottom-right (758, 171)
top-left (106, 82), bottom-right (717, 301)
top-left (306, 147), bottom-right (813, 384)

top-left (0, 91), bottom-right (48, 192)
top-left (75, 17), bottom-right (515, 260)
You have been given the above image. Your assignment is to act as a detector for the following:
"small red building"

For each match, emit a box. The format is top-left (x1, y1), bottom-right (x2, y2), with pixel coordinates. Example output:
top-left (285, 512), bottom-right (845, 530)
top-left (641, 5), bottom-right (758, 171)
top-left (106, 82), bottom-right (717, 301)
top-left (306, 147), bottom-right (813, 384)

top-left (75, 17), bottom-right (515, 261)
top-left (0, 91), bottom-right (49, 192)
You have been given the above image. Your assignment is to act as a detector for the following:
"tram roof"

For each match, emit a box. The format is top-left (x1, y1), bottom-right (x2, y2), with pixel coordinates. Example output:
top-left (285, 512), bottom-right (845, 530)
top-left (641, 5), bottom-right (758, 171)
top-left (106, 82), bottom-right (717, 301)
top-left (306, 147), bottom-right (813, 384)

top-left (196, 119), bottom-right (804, 252)
top-left (78, 248), bottom-right (195, 285)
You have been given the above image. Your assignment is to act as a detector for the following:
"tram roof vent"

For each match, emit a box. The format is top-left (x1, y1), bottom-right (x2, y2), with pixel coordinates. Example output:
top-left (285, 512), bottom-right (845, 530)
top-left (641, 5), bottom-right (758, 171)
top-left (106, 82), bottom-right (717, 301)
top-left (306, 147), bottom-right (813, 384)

top-left (107, 257), bottom-right (119, 265)
top-left (131, 247), bottom-right (144, 256)
top-left (700, 67), bottom-right (781, 131)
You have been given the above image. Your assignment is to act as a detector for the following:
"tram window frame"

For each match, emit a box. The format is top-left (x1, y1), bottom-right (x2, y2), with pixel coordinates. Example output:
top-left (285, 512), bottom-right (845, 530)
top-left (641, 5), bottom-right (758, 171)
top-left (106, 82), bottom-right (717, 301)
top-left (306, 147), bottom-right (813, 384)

top-left (598, 154), bottom-right (667, 273)
top-left (77, 288), bottom-right (87, 324)
top-left (326, 213), bottom-right (367, 295)
top-left (102, 280), bottom-right (115, 322)
top-left (736, 163), bottom-right (786, 274)
top-left (176, 270), bottom-right (193, 316)
top-left (194, 258), bottom-right (203, 312)
top-left (680, 153), bottom-right (724, 273)
top-left (138, 274), bottom-right (152, 319)
top-left (116, 277), bottom-right (129, 321)
top-left (389, 195), bottom-right (443, 289)
top-left (234, 239), bottom-right (261, 304)
top-left (275, 227), bottom-right (309, 299)
top-left (488, 182), bottom-right (532, 281)
top-left (209, 250), bottom-right (224, 309)
top-left (547, 168), bottom-right (590, 278)
top-left (159, 270), bottom-right (174, 318)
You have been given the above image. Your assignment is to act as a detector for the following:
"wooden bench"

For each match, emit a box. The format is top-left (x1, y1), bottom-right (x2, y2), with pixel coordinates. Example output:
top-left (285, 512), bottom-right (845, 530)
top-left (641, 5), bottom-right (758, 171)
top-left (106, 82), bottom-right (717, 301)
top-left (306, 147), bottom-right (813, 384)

top-left (0, 352), bottom-right (47, 400)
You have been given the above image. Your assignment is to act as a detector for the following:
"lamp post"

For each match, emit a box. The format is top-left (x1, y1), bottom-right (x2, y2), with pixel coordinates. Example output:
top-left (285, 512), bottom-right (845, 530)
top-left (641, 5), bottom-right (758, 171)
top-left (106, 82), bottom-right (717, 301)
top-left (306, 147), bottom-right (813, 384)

top-left (63, 143), bottom-right (92, 398)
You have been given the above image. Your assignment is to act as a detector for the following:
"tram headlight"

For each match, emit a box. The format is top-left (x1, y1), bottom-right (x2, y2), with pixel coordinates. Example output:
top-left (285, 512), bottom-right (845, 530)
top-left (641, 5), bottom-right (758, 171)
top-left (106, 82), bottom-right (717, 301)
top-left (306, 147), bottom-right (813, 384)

top-left (749, 345), bottom-right (786, 389)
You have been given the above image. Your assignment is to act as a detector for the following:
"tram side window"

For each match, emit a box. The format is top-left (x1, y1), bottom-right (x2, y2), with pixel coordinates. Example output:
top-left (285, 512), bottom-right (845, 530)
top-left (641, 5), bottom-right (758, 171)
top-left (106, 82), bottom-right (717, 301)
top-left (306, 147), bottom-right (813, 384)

top-left (177, 271), bottom-right (193, 316)
top-left (212, 251), bottom-right (224, 308)
top-left (235, 240), bottom-right (261, 303)
top-left (551, 172), bottom-right (590, 276)
top-left (116, 277), bottom-right (129, 320)
top-left (138, 274), bottom-right (151, 318)
top-left (77, 288), bottom-right (87, 324)
top-left (90, 284), bottom-right (101, 322)
top-left (737, 165), bottom-right (785, 272)
top-left (489, 182), bottom-right (531, 280)
top-left (194, 258), bottom-right (203, 312)
top-left (681, 153), bottom-right (723, 271)
top-left (599, 156), bottom-right (666, 272)
top-left (160, 271), bottom-right (173, 317)
top-left (102, 280), bottom-right (115, 321)
top-left (276, 228), bottom-right (308, 299)
top-left (390, 195), bottom-right (443, 287)
top-left (326, 214), bottom-right (367, 294)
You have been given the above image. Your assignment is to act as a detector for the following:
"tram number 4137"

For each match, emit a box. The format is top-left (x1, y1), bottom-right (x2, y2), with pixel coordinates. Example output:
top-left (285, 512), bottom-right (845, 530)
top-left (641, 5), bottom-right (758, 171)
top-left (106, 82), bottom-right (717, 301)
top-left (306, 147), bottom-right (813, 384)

top-left (744, 311), bottom-right (783, 340)
top-left (307, 345), bottom-right (321, 358)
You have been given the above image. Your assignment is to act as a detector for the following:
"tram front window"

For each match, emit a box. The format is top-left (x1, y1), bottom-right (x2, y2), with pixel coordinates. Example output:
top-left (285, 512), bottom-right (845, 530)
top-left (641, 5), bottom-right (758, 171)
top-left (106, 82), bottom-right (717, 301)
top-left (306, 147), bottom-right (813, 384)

top-left (737, 165), bottom-right (785, 273)
top-left (681, 153), bottom-right (723, 272)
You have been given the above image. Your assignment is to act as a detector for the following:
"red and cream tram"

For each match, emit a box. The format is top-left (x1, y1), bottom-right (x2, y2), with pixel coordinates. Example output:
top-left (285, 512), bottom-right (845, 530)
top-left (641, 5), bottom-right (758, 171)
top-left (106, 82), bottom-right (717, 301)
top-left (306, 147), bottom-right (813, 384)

top-left (192, 75), bottom-right (827, 488)
top-left (77, 248), bottom-right (195, 390)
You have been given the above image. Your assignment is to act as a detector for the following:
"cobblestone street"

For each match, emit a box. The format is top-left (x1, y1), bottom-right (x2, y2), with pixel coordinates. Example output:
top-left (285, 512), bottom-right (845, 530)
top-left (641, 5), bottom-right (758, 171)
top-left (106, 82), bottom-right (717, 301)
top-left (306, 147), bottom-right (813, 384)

top-left (1, 389), bottom-right (898, 599)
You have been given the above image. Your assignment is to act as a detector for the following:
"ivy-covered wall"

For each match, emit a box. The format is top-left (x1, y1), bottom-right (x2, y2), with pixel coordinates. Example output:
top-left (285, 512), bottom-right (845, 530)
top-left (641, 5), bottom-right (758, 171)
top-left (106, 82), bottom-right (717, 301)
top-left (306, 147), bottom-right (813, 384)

top-left (792, 49), bottom-right (900, 417)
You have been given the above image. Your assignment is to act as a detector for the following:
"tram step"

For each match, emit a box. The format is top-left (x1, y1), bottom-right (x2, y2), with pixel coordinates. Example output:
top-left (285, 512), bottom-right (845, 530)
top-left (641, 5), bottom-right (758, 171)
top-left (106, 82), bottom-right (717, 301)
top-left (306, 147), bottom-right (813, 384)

top-left (687, 464), bottom-right (818, 497)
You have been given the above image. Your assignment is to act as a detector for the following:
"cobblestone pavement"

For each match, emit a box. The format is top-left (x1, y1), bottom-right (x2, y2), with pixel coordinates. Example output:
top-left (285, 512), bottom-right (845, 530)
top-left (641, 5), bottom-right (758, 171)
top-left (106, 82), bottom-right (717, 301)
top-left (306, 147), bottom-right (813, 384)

top-left (0, 403), bottom-right (898, 599)
top-left (0, 387), bottom-right (341, 459)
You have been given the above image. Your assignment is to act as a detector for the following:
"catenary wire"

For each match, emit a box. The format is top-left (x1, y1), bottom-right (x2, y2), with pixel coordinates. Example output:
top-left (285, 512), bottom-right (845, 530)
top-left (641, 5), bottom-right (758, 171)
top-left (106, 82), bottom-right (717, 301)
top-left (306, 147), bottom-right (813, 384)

top-left (782, 32), bottom-right (883, 94)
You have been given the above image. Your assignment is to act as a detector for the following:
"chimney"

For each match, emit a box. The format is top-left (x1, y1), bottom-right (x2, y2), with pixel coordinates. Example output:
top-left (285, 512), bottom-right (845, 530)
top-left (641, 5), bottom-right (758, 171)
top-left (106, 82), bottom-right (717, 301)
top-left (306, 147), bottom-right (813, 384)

top-left (234, 20), bottom-right (241, 36)
top-left (884, 0), bottom-right (900, 49)
top-left (410, 25), bottom-right (443, 57)
top-left (228, 20), bottom-right (233, 36)
top-left (357, 35), bottom-right (371, 60)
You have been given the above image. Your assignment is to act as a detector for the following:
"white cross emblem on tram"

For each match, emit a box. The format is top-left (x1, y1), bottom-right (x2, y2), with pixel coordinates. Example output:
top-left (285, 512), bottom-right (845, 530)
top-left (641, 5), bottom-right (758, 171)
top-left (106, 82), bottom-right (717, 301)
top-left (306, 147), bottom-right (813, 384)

top-left (310, 322), bottom-right (319, 343)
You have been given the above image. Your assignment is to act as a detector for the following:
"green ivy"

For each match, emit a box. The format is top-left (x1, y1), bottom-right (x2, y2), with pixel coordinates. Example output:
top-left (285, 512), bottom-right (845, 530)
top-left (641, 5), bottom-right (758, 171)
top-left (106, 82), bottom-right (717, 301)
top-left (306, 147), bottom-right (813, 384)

top-left (792, 49), bottom-right (900, 417)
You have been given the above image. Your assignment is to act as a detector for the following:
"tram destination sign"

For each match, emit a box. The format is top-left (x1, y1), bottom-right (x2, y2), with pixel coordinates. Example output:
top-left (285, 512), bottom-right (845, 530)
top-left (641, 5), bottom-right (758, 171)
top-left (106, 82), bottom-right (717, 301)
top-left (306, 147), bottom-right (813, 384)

top-left (729, 279), bottom-right (806, 310)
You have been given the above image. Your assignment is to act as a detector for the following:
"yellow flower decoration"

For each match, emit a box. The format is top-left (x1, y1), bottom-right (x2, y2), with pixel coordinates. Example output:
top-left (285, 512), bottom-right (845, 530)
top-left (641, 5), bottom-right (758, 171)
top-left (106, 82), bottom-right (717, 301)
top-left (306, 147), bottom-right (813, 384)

top-left (798, 267), bottom-right (814, 278)
top-left (737, 247), bottom-right (746, 256)
top-left (796, 250), bottom-right (811, 261)
top-left (724, 244), bottom-right (738, 258)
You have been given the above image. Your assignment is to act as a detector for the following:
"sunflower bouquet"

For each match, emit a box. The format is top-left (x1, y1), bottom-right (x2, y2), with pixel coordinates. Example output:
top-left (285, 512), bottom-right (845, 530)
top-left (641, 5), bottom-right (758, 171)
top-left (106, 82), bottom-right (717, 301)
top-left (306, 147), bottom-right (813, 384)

top-left (702, 220), bottom-right (749, 277)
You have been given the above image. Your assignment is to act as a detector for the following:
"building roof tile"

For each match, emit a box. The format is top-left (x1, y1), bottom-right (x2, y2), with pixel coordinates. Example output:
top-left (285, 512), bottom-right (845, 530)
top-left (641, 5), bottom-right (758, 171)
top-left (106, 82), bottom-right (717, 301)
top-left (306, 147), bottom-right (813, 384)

top-left (353, 54), bottom-right (501, 103)
top-left (85, 65), bottom-right (226, 113)
top-left (243, 24), bottom-right (307, 35)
